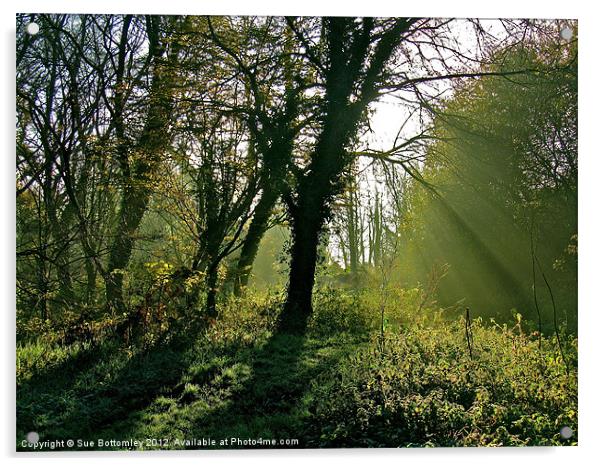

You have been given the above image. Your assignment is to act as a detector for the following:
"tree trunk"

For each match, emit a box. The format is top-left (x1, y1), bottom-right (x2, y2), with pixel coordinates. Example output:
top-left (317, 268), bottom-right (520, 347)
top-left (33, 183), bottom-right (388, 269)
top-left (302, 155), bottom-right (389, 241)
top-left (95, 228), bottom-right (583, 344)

top-left (205, 263), bottom-right (219, 318)
top-left (85, 253), bottom-right (97, 304)
top-left (48, 204), bottom-right (75, 304)
top-left (279, 120), bottom-right (356, 332)
top-left (279, 110), bottom-right (358, 332)
top-left (106, 194), bottom-right (148, 313)
top-left (232, 186), bottom-right (279, 295)
top-left (105, 18), bottom-right (178, 313)
top-left (279, 211), bottom-right (321, 333)
top-left (36, 249), bottom-right (48, 320)
top-left (346, 186), bottom-right (360, 284)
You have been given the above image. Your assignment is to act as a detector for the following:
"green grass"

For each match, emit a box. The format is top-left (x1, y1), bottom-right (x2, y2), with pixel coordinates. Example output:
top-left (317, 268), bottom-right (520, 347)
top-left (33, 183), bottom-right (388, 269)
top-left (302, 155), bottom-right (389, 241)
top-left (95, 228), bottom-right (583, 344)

top-left (16, 288), bottom-right (577, 450)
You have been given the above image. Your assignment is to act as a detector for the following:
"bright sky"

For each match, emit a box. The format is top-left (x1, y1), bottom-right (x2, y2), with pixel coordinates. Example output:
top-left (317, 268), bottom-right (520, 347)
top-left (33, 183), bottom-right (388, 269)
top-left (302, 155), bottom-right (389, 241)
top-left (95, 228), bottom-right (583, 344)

top-left (329, 18), bottom-right (572, 265)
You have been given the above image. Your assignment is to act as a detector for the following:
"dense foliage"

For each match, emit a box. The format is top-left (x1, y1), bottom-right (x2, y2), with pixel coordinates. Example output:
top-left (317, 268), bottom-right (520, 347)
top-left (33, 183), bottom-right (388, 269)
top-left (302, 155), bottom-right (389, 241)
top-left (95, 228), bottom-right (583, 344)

top-left (396, 44), bottom-right (577, 332)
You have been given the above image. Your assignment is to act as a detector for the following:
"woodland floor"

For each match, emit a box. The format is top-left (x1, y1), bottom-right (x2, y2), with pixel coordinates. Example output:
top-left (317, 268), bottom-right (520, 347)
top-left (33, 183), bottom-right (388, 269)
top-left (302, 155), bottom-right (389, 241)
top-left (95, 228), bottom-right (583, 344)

top-left (16, 292), bottom-right (578, 450)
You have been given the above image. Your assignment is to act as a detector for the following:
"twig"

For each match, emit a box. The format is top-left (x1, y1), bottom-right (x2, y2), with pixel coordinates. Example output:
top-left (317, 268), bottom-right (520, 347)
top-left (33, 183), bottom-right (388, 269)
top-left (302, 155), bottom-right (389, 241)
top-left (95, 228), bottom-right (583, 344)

top-left (535, 256), bottom-right (569, 376)
top-left (529, 212), bottom-right (543, 350)
top-left (465, 307), bottom-right (473, 360)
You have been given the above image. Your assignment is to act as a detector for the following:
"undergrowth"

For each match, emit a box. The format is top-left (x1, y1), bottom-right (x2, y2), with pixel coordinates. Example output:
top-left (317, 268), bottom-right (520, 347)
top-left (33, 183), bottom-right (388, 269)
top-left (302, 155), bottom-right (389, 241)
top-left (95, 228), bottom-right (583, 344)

top-left (16, 287), bottom-right (577, 450)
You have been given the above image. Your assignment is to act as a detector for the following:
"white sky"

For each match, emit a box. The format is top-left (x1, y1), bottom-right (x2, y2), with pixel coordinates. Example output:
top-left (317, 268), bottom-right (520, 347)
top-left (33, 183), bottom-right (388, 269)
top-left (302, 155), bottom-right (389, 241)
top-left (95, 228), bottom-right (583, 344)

top-left (329, 18), bottom-right (572, 264)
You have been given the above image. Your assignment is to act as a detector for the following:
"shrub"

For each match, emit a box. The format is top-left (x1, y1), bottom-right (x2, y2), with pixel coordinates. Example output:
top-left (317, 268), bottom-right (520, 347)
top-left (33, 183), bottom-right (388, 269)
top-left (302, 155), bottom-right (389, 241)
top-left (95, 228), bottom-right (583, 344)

top-left (302, 315), bottom-right (577, 447)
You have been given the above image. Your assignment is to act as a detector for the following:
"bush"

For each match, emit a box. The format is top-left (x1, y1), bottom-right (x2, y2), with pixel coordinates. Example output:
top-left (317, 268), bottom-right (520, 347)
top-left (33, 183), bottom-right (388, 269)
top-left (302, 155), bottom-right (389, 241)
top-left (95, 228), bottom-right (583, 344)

top-left (307, 287), bottom-right (378, 337)
top-left (302, 315), bottom-right (577, 447)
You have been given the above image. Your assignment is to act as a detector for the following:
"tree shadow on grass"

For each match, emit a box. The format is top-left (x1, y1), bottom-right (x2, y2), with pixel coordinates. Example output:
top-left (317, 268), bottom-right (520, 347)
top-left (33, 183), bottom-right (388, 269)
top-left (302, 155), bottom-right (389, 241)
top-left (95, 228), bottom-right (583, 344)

top-left (16, 321), bottom-right (212, 449)
top-left (178, 329), bottom-right (359, 449)
top-left (18, 316), bottom-right (362, 451)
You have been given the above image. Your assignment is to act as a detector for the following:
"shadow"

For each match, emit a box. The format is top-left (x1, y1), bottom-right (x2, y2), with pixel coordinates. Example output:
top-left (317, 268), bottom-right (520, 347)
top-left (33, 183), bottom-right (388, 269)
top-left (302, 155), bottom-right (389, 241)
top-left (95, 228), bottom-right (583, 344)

top-left (174, 326), bottom-right (356, 449)
top-left (16, 320), bottom-right (209, 448)
top-left (18, 308), bottom-right (359, 451)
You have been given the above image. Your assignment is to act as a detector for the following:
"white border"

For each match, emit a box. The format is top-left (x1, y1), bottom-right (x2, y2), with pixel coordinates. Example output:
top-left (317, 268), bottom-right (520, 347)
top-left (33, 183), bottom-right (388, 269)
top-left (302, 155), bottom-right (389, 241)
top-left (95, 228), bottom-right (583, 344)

top-left (2, 1), bottom-right (600, 465)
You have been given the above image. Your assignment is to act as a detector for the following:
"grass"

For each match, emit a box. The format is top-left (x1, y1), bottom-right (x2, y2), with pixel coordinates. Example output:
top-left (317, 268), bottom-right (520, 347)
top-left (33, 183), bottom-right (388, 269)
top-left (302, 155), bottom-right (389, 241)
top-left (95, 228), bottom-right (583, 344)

top-left (16, 287), bottom-right (577, 450)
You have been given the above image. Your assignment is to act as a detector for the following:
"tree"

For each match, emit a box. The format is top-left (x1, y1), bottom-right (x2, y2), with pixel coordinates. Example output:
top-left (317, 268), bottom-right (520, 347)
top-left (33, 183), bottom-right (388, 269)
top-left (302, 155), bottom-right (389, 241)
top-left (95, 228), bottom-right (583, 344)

top-left (204, 17), bottom-right (311, 296)
top-left (277, 17), bottom-right (420, 332)
top-left (104, 15), bottom-right (187, 313)
top-left (397, 35), bottom-right (577, 329)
